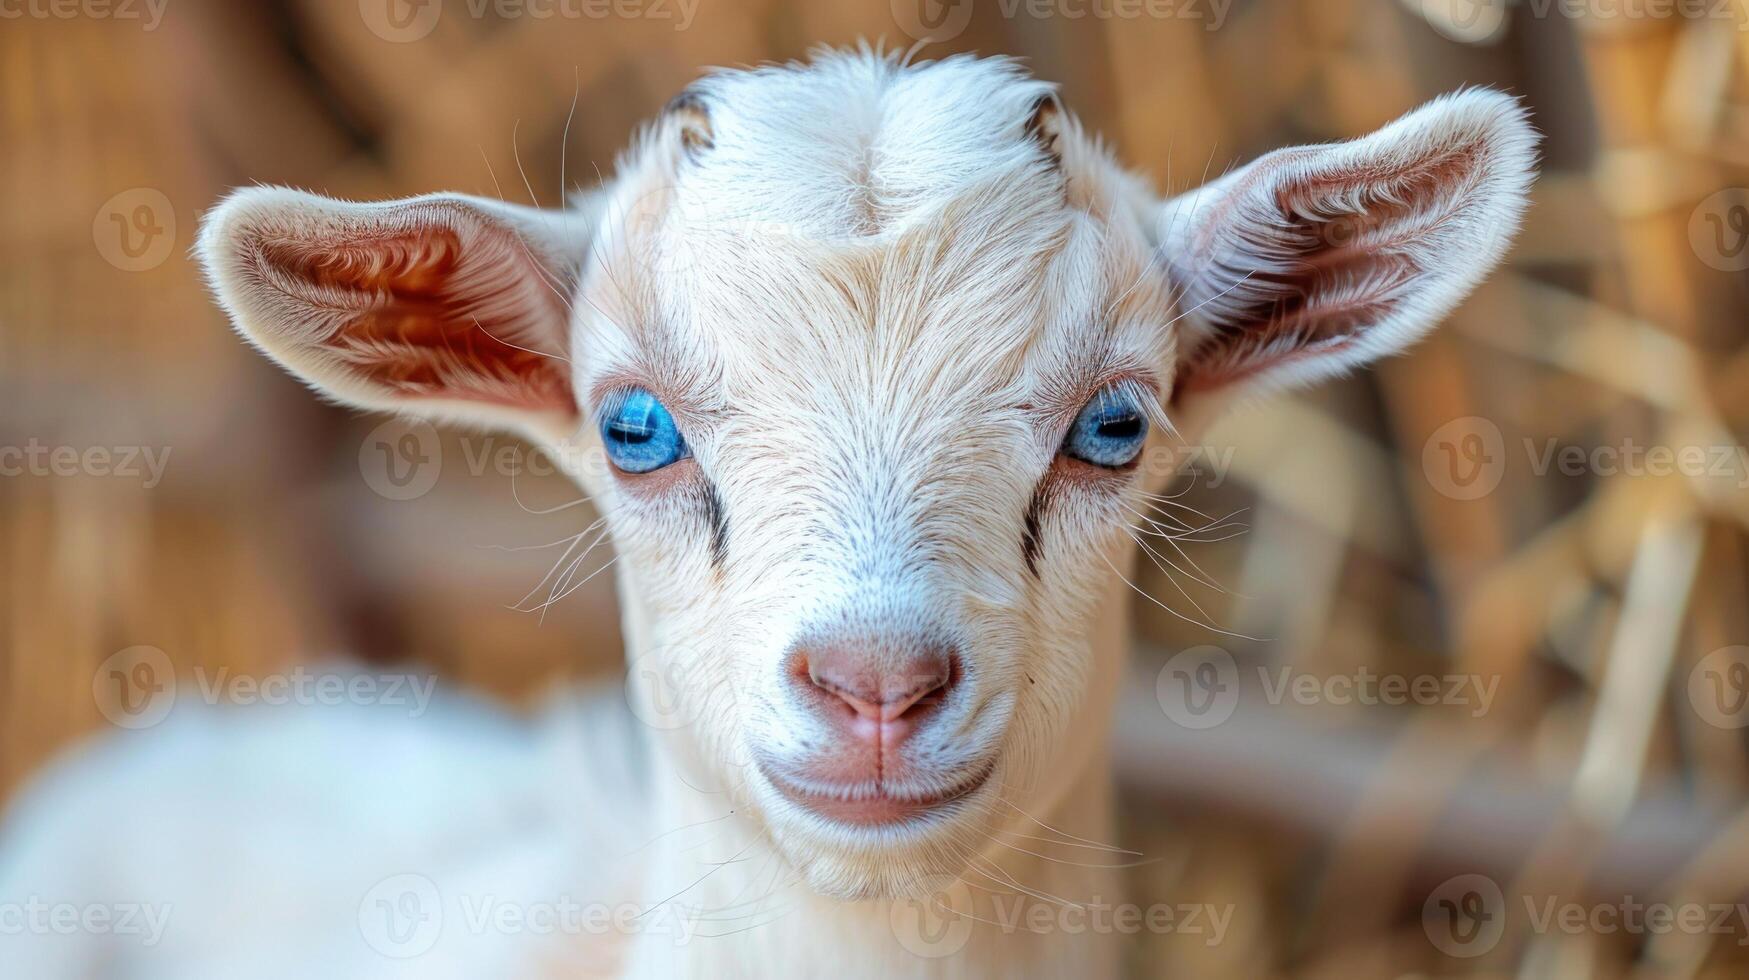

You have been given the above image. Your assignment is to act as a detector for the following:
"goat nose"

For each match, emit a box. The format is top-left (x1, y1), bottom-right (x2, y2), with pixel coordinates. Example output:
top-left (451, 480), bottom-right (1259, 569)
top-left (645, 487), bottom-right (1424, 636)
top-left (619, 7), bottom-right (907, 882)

top-left (801, 646), bottom-right (955, 724)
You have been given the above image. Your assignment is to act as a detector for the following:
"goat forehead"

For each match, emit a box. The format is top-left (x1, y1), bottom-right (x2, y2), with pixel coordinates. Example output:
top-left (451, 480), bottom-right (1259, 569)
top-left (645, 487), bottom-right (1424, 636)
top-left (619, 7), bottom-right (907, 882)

top-left (685, 52), bottom-right (1058, 239)
top-left (653, 192), bottom-right (1104, 408)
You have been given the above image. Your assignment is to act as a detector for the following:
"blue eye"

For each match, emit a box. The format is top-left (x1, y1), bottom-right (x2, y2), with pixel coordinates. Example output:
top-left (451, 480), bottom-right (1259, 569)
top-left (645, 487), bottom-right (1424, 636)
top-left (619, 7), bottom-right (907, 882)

top-left (599, 388), bottom-right (690, 474)
top-left (1063, 386), bottom-right (1149, 468)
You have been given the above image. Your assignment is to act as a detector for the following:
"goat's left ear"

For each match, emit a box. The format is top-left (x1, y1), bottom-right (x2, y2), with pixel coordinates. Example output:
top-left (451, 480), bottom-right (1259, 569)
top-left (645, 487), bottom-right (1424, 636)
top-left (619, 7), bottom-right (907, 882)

top-left (1158, 89), bottom-right (1537, 430)
top-left (198, 188), bottom-right (594, 442)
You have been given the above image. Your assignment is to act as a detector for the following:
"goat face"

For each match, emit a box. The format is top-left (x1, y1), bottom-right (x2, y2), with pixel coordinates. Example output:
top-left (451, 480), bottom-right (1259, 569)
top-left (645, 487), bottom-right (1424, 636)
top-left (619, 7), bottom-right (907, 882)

top-left (198, 51), bottom-right (1535, 900)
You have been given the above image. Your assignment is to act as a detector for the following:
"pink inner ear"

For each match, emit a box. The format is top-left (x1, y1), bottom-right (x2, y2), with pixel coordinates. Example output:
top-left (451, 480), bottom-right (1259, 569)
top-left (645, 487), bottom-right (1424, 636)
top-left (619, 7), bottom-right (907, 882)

top-left (1174, 140), bottom-right (1483, 401)
top-left (256, 219), bottom-right (576, 417)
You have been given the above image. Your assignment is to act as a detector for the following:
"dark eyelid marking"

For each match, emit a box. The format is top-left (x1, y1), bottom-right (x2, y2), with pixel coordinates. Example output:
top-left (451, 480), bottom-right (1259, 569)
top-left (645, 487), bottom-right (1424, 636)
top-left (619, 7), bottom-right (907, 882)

top-left (705, 481), bottom-right (728, 568)
top-left (1021, 480), bottom-right (1047, 578)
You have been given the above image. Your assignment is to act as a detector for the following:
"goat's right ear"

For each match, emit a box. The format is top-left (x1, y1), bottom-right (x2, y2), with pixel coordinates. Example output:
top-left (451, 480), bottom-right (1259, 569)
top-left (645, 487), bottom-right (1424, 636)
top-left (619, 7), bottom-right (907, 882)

top-left (198, 188), bottom-right (593, 440)
top-left (1155, 89), bottom-right (1537, 436)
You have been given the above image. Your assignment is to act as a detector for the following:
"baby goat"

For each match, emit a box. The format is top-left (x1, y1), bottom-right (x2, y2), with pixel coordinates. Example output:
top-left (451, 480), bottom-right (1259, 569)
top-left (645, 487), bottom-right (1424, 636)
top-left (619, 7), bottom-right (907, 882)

top-left (1, 49), bottom-right (1535, 979)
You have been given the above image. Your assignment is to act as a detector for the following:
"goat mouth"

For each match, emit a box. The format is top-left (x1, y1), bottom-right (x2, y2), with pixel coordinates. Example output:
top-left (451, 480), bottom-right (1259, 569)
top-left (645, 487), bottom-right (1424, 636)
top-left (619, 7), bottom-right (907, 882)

top-left (759, 758), bottom-right (997, 828)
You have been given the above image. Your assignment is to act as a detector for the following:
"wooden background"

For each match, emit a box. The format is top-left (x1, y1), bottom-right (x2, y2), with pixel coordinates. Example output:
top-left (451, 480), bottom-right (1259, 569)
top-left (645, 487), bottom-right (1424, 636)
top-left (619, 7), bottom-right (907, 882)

top-left (4, 0), bottom-right (1749, 975)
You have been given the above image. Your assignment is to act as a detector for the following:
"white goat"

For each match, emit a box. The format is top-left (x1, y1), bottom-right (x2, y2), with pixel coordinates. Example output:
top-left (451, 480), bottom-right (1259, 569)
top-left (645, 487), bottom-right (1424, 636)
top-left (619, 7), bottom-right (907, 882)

top-left (0, 48), bottom-right (1535, 979)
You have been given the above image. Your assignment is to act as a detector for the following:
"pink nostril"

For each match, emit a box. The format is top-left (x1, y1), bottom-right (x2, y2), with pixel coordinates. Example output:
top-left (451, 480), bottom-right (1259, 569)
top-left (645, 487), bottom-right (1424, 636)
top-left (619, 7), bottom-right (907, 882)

top-left (800, 646), bottom-right (955, 727)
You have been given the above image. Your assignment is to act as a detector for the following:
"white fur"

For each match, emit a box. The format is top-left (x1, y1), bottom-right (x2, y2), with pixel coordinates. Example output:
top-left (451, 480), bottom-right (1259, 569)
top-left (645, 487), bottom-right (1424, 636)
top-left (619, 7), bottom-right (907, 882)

top-left (1, 49), bottom-right (1535, 978)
